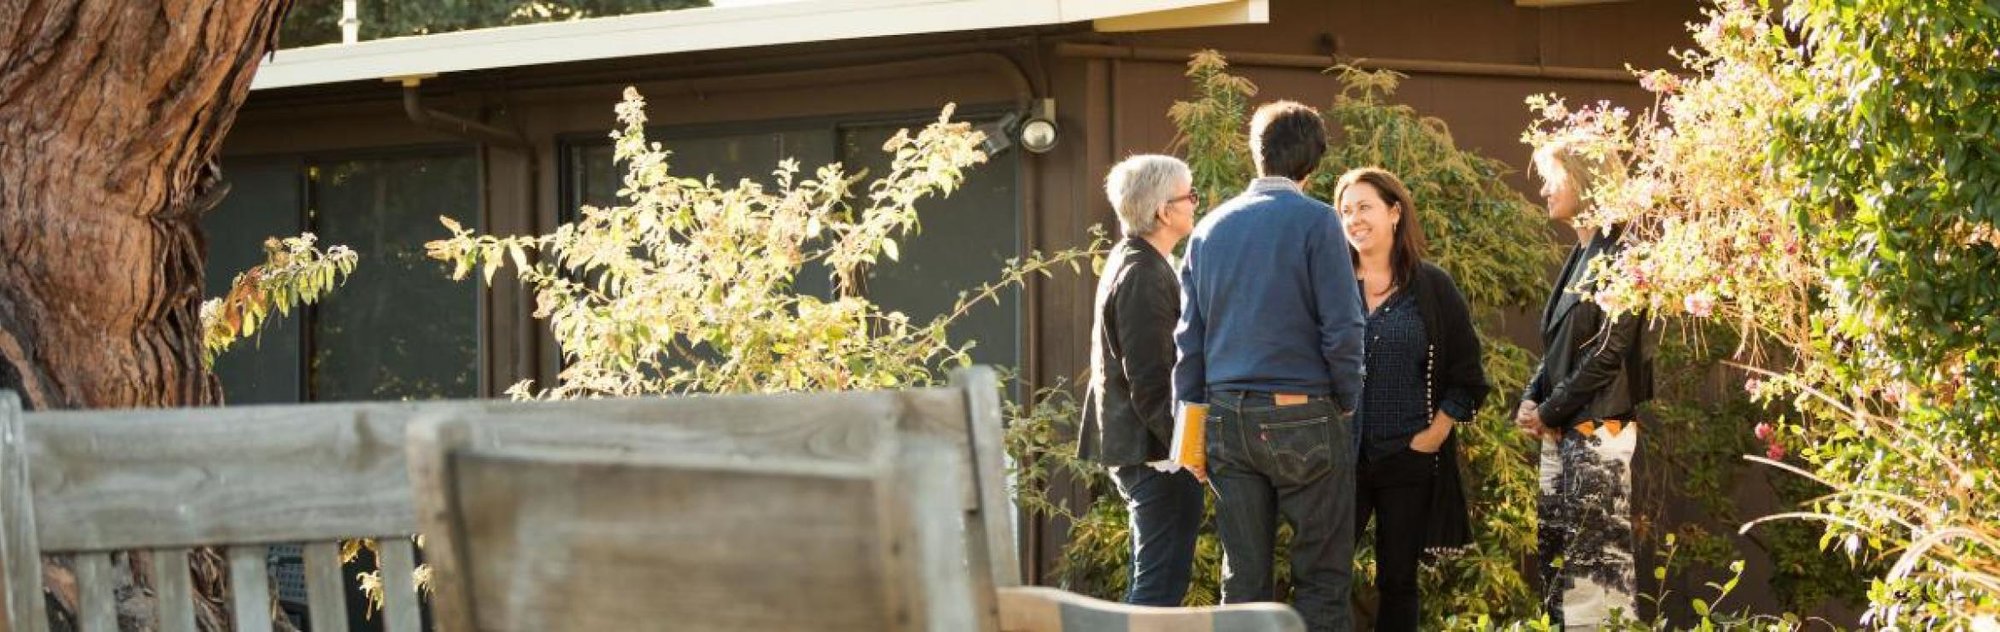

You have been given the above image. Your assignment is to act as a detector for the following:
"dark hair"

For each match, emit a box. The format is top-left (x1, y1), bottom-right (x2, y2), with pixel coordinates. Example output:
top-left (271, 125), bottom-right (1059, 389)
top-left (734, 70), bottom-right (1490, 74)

top-left (1249, 101), bottom-right (1327, 181)
top-left (1333, 167), bottom-right (1428, 289)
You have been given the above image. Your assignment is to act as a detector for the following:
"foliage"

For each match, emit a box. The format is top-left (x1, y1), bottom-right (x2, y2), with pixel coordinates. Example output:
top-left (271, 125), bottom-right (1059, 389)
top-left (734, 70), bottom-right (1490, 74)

top-left (1526, 0), bottom-right (2000, 626)
top-left (426, 87), bottom-right (1102, 398)
top-left (280, 0), bottom-right (710, 47)
top-left (420, 86), bottom-right (1104, 617)
top-left (1011, 51), bottom-right (1558, 624)
top-left (200, 233), bottom-right (358, 368)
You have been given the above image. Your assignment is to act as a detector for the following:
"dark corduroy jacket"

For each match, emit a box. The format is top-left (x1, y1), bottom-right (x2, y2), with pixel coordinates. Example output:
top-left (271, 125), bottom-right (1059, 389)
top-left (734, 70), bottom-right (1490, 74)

top-left (1078, 238), bottom-right (1180, 466)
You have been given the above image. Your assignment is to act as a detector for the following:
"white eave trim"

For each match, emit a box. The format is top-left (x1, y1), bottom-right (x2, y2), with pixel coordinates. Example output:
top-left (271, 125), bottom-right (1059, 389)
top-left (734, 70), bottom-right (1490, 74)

top-left (250, 0), bottom-right (1262, 91)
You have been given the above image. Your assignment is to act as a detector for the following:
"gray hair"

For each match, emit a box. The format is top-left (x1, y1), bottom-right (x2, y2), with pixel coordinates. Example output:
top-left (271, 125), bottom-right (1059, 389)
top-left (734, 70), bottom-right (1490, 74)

top-left (1104, 154), bottom-right (1192, 238)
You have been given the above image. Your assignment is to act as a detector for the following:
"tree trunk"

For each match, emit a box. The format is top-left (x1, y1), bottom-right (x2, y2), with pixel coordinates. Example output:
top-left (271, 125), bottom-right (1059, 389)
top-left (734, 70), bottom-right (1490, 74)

top-left (1, 1), bottom-right (294, 629)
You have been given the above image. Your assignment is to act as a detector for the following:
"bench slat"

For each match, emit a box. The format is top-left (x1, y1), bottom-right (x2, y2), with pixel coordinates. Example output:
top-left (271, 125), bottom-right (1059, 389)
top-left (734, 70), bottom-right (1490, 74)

top-left (74, 552), bottom-right (116, 632)
top-left (951, 367), bottom-right (1020, 591)
top-left (377, 538), bottom-right (422, 632)
top-left (24, 390), bottom-right (962, 552)
top-left (227, 546), bottom-right (274, 632)
top-left (303, 542), bottom-right (349, 632)
top-left (1, 395), bottom-right (51, 632)
top-left (151, 548), bottom-right (199, 632)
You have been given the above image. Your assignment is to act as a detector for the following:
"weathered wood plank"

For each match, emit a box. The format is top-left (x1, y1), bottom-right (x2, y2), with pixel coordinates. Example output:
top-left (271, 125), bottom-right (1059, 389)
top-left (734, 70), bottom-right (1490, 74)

top-left (302, 542), bottom-right (348, 632)
top-left (994, 586), bottom-right (1308, 632)
top-left (406, 418), bottom-right (474, 632)
top-left (150, 548), bottom-right (199, 632)
top-left (897, 438), bottom-right (985, 631)
top-left (29, 406), bottom-right (409, 551)
top-left (73, 552), bottom-right (115, 632)
top-left (226, 546), bottom-right (274, 632)
top-left (445, 446), bottom-right (906, 630)
top-left (0, 393), bottom-right (51, 632)
top-left (951, 367), bottom-right (1021, 588)
top-left (25, 389), bottom-right (959, 551)
top-left (375, 538), bottom-right (422, 631)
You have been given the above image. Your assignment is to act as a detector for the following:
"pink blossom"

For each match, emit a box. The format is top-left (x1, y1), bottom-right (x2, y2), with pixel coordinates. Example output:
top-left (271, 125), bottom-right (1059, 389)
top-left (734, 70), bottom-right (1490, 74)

top-left (1754, 422), bottom-right (1773, 441)
top-left (1639, 71), bottom-right (1682, 94)
top-left (1744, 378), bottom-right (1763, 395)
top-left (1684, 291), bottom-right (1716, 318)
top-left (1593, 291), bottom-right (1629, 317)
top-left (1765, 441), bottom-right (1786, 461)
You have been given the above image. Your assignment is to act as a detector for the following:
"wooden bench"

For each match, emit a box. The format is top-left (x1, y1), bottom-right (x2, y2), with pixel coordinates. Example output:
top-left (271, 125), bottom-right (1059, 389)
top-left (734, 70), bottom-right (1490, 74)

top-left (1, 367), bottom-right (1301, 631)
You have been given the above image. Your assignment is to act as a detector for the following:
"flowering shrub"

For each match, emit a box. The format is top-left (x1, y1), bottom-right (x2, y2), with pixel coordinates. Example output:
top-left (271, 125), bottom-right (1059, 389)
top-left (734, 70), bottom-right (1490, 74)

top-left (427, 87), bottom-right (1094, 398)
top-left (1526, 0), bottom-right (2000, 626)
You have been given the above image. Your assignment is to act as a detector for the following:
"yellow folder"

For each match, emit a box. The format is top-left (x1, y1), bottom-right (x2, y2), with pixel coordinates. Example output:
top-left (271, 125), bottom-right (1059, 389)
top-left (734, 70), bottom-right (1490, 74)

top-left (1170, 403), bottom-right (1208, 470)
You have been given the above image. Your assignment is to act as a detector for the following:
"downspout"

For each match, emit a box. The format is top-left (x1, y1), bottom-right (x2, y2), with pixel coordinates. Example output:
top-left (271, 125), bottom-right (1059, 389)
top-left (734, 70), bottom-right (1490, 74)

top-left (395, 77), bottom-right (533, 152)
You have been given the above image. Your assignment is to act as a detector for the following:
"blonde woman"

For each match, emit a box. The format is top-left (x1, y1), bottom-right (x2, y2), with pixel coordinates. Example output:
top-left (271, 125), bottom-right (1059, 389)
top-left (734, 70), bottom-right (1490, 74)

top-left (1518, 139), bottom-right (1653, 629)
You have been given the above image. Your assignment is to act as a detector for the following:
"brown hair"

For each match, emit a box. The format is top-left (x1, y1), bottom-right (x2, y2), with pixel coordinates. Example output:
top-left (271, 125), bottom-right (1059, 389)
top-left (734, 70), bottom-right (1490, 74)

top-left (1249, 101), bottom-right (1327, 182)
top-left (1333, 167), bottom-right (1428, 289)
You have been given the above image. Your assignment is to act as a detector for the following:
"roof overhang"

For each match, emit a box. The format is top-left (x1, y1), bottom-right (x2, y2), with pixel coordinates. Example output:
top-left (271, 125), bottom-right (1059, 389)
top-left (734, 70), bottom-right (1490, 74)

top-left (249, 0), bottom-right (1269, 91)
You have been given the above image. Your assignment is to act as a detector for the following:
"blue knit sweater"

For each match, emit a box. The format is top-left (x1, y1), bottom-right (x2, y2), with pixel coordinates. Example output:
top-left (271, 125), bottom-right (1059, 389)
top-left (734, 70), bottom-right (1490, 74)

top-left (1172, 178), bottom-right (1367, 411)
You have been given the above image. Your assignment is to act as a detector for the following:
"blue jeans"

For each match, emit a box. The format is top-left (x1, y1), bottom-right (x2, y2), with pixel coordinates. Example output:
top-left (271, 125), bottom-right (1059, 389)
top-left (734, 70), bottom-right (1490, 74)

top-left (1110, 465), bottom-right (1206, 606)
top-left (1206, 391), bottom-right (1356, 632)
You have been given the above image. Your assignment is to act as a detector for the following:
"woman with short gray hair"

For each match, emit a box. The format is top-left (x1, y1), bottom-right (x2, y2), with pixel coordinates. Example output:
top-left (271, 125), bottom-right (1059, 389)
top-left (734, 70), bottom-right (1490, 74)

top-left (1106, 155), bottom-right (1194, 238)
top-left (1078, 153), bottom-right (1203, 606)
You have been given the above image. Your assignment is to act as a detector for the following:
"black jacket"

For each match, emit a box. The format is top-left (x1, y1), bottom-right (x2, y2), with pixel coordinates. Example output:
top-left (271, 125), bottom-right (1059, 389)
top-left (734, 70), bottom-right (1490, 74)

top-left (1408, 262), bottom-right (1490, 557)
top-left (1524, 230), bottom-right (1655, 429)
top-left (1410, 262), bottom-right (1492, 426)
top-left (1078, 238), bottom-right (1181, 466)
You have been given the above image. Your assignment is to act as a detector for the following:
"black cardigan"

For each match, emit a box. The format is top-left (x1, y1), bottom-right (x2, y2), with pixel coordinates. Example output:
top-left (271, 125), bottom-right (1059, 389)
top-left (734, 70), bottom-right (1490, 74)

top-left (1410, 262), bottom-right (1492, 423)
top-left (1407, 261), bottom-right (1490, 559)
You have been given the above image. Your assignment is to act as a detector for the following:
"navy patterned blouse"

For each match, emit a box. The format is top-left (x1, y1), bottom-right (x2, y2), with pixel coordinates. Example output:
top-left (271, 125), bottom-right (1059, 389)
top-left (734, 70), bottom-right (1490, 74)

top-left (1358, 289), bottom-right (1431, 462)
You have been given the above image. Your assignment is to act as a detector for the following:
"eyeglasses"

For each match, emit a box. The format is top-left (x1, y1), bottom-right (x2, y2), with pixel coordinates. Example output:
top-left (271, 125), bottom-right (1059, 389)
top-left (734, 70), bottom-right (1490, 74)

top-left (1167, 191), bottom-right (1202, 208)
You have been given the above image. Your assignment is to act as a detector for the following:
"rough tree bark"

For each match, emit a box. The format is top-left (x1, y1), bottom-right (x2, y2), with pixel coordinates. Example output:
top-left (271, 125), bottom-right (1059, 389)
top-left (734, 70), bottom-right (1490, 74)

top-left (1, 1), bottom-right (295, 630)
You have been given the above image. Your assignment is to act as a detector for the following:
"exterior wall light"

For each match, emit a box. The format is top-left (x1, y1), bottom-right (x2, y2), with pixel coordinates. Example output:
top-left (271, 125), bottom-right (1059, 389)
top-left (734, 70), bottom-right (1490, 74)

top-left (1019, 98), bottom-right (1059, 154)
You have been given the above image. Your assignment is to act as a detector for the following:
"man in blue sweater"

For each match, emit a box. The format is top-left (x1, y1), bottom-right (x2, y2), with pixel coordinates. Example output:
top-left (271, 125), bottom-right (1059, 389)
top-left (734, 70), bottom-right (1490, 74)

top-left (1173, 101), bottom-right (1366, 632)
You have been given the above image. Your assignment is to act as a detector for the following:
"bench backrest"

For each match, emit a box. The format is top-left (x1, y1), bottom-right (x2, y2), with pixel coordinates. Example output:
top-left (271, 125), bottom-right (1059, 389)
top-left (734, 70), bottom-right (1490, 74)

top-left (409, 417), bottom-right (976, 631)
top-left (0, 367), bottom-right (1012, 632)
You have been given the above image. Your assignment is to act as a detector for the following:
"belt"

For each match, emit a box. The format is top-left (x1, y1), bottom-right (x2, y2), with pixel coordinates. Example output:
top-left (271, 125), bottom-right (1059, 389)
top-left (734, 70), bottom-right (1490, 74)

top-left (1574, 419), bottom-right (1636, 437)
top-left (1209, 390), bottom-right (1328, 407)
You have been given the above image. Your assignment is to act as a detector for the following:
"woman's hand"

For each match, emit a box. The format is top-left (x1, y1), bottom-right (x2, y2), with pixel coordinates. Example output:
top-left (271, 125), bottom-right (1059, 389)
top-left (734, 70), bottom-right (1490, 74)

top-left (1515, 400), bottom-right (1543, 437)
top-left (1409, 411), bottom-right (1455, 453)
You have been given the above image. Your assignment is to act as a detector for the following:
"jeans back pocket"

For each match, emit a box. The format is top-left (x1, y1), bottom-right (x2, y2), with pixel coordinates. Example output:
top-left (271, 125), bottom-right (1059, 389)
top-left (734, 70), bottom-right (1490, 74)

top-left (1255, 415), bottom-right (1334, 485)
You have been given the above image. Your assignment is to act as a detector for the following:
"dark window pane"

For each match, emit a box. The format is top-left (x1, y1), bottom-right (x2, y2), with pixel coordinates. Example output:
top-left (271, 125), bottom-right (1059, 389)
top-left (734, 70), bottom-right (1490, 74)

top-left (310, 150), bottom-right (481, 401)
top-left (839, 122), bottom-right (1020, 369)
top-left (205, 159), bottom-right (305, 405)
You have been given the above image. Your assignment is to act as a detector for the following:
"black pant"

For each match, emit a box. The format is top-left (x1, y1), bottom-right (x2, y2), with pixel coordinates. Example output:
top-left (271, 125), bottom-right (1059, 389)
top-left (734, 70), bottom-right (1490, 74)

top-left (1355, 446), bottom-right (1437, 632)
top-left (1110, 465), bottom-right (1205, 606)
top-left (1205, 391), bottom-right (1355, 632)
